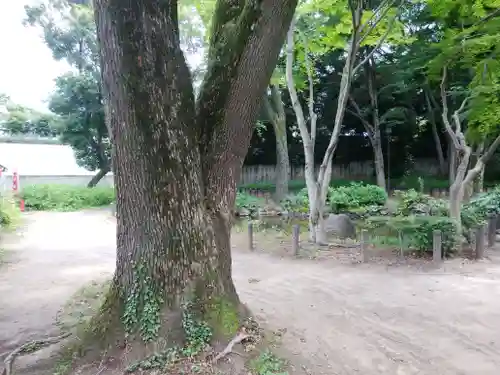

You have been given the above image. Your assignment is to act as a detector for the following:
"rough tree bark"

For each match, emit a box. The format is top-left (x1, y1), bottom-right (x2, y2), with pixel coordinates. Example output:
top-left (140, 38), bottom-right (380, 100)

top-left (262, 84), bottom-right (290, 201)
top-left (92, 0), bottom-right (297, 352)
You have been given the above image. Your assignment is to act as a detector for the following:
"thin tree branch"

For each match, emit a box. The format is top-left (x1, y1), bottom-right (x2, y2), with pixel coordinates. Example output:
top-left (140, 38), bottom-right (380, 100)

top-left (440, 66), bottom-right (457, 145)
top-left (353, 13), bottom-right (398, 74)
top-left (475, 8), bottom-right (500, 27)
top-left (358, 0), bottom-right (397, 42)
top-left (299, 30), bottom-right (318, 151)
top-left (482, 133), bottom-right (500, 162)
top-left (269, 84), bottom-right (285, 121)
top-left (285, 15), bottom-right (311, 145)
top-left (348, 96), bottom-right (374, 132)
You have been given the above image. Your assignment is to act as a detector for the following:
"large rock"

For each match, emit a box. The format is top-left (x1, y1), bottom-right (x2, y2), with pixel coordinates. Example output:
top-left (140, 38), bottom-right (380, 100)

top-left (324, 213), bottom-right (356, 239)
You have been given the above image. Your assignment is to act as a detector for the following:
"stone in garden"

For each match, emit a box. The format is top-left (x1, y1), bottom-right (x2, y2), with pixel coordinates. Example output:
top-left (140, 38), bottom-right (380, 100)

top-left (324, 213), bottom-right (356, 239)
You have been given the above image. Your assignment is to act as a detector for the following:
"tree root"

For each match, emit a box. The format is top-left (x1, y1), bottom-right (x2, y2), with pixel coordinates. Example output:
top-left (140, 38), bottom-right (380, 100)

top-left (1, 333), bottom-right (71, 375)
top-left (211, 329), bottom-right (252, 364)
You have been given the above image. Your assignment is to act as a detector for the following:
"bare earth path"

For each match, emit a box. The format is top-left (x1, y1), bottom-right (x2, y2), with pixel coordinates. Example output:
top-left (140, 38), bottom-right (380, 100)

top-left (1, 211), bottom-right (500, 374)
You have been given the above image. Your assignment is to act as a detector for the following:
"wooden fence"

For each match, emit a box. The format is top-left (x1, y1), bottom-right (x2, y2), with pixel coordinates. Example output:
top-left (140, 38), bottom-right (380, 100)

top-left (245, 213), bottom-right (499, 262)
top-left (240, 158), bottom-right (442, 185)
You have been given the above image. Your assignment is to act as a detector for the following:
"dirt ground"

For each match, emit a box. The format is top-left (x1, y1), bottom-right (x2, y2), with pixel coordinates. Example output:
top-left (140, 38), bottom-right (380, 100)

top-left (1, 210), bottom-right (500, 374)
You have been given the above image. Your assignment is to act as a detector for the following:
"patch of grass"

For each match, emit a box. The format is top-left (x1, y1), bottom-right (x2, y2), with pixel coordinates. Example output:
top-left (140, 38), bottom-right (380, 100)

top-left (249, 349), bottom-right (288, 375)
top-left (57, 279), bottom-right (110, 331)
top-left (0, 195), bottom-right (21, 230)
top-left (52, 279), bottom-right (110, 375)
top-left (20, 184), bottom-right (115, 211)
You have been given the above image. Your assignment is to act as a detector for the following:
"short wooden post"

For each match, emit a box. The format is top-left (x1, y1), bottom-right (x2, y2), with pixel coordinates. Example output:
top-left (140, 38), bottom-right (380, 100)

top-left (432, 230), bottom-right (442, 263)
top-left (360, 229), bottom-right (370, 262)
top-left (487, 214), bottom-right (497, 248)
top-left (475, 224), bottom-right (486, 259)
top-left (248, 222), bottom-right (254, 251)
top-left (292, 224), bottom-right (300, 256)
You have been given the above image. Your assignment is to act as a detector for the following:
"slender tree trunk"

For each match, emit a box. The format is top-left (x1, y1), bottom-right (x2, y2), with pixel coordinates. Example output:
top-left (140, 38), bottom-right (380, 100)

top-left (263, 85), bottom-right (290, 201)
top-left (285, 17), bottom-right (318, 242)
top-left (424, 89), bottom-right (446, 176)
top-left (274, 120), bottom-right (290, 201)
top-left (373, 136), bottom-right (385, 189)
top-left (448, 138), bottom-right (457, 183)
top-left (449, 148), bottom-right (471, 234)
top-left (93, 0), bottom-right (297, 354)
top-left (364, 54), bottom-right (385, 190)
top-left (474, 165), bottom-right (485, 194)
top-left (87, 165), bottom-right (110, 187)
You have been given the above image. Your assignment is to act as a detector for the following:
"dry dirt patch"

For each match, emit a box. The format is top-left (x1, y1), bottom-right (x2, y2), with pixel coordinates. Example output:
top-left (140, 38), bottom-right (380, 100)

top-left (1, 211), bottom-right (500, 375)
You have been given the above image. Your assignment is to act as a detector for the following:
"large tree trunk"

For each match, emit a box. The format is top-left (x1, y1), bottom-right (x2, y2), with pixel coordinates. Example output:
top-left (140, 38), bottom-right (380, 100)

top-left (93, 0), bottom-right (297, 355)
top-left (87, 165), bottom-right (110, 188)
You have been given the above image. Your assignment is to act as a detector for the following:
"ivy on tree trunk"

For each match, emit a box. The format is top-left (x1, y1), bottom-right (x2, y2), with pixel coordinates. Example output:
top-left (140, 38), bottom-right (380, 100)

top-left (92, 0), bottom-right (297, 350)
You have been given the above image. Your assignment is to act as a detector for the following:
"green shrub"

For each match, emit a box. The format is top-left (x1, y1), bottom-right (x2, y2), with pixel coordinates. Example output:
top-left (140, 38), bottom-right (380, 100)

top-left (20, 184), bottom-right (115, 211)
top-left (328, 182), bottom-right (387, 213)
top-left (349, 204), bottom-right (391, 220)
top-left (235, 191), bottom-right (265, 215)
top-left (394, 189), bottom-right (449, 217)
top-left (364, 215), bottom-right (459, 256)
top-left (0, 195), bottom-right (21, 229)
top-left (280, 188), bottom-right (309, 213)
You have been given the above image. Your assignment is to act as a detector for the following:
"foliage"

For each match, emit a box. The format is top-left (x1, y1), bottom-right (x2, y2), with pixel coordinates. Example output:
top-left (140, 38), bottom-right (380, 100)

top-left (394, 189), bottom-right (428, 215)
top-left (50, 72), bottom-right (110, 172)
top-left (0, 101), bottom-right (61, 137)
top-left (20, 184), bottom-right (114, 211)
top-left (349, 204), bottom-right (391, 220)
top-left (0, 195), bottom-right (21, 230)
top-left (250, 350), bottom-right (288, 375)
top-left (239, 176), bottom-right (455, 194)
top-left (461, 187), bottom-right (500, 232)
top-left (364, 215), bottom-right (459, 256)
top-left (328, 183), bottom-right (387, 213)
top-left (235, 191), bottom-right (266, 214)
top-left (280, 189), bottom-right (310, 213)
top-left (24, 0), bottom-right (111, 182)
top-left (122, 263), bottom-right (164, 342)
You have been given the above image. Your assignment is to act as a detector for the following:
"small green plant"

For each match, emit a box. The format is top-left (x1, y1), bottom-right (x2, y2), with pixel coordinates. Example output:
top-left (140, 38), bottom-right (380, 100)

top-left (364, 215), bottom-right (459, 256)
top-left (181, 301), bottom-right (213, 356)
top-left (235, 191), bottom-right (266, 215)
top-left (394, 189), bottom-right (431, 216)
top-left (125, 301), bottom-right (213, 373)
top-left (121, 263), bottom-right (164, 343)
top-left (20, 184), bottom-right (115, 211)
top-left (250, 350), bottom-right (288, 375)
top-left (0, 195), bottom-right (21, 229)
top-left (328, 182), bottom-right (387, 213)
top-left (280, 189), bottom-right (309, 213)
